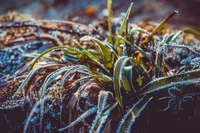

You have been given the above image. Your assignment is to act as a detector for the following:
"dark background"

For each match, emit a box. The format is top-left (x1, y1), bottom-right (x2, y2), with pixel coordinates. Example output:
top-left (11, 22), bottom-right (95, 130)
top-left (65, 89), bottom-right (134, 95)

top-left (0, 0), bottom-right (200, 30)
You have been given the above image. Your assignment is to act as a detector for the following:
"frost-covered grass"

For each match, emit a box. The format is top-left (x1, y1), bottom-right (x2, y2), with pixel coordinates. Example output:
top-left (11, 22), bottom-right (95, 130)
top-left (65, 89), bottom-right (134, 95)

top-left (0, 0), bottom-right (200, 133)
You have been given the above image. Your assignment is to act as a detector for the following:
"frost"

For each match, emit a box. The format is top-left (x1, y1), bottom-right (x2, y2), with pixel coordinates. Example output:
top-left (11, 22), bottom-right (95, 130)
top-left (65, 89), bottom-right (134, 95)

top-left (24, 96), bottom-right (50, 133)
top-left (45, 123), bottom-right (51, 132)
top-left (190, 57), bottom-right (200, 67)
top-left (181, 56), bottom-right (192, 65)
top-left (39, 66), bottom-right (71, 98)
top-left (58, 106), bottom-right (97, 132)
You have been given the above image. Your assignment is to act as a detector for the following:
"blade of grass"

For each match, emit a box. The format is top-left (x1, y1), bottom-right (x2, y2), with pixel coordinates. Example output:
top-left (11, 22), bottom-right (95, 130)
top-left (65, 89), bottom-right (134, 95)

top-left (29, 46), bottom-right (82, 72)
top-left (90, 103), bottom-right (117, 133)
top-left (107, 0), bottom-right (113, 43)
top-left (79, 45), bottom-right (111, 75)
top-left (59, 106), bottom-right (97, 132)
top-left (114, 2), bottom-right (133, 48)
top-left (142, 10), bottom-right (178, 44)
top-left (80, 36), bottom-right (117, 68)
top-left (138, 68), bottom-right (200, 95)
top-left (113, 56), bottom-right (131, 107)
top-left (71, 75), bottom-right (113, 87)
top-left (24, 96), bottom-right (50, 133)
top-left (122, 66), bottom-right (134, 92)
top-left (184, 29), bottom-right (200, 37)
top-left (116, 96), bottom-right (152, 133)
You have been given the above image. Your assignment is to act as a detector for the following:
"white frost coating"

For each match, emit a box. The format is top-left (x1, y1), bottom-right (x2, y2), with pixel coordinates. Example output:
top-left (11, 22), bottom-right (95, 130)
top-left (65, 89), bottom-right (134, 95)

top-left (40, 99), bottom-right (45, 133)
top-left (0, 98), bottom-right (27, 109)
top-left (95, 103), bottom-right (117, 133)
top-left (90, 103), bottom-right (117, 133)
top-left (80, 35), bottom-right (94, 42)
top-left (130, 28), bottom-right (151, 35)
top-left (167, 43), bottom-right (200, 56)
top-left (97, 91), bottom-right (109, 112)
top-left (58, 106), bottom-right (97, 132)
top-left (90, 91), bottom-right (109, 133)
top-left (190, 57), bottom-right (200, 67)
top-left (181, 56), bottom-right (192, 65)
top-left (12, 64), bottom-right (60, 98)
top-left (116, 97), bottom-right (152, 133)
top-left (24, 96), bottom-right (49, 133)
top-left (60, 65), bottom-right (91, 100)
top-left (116, 106), bottom-right (136, 133)
top-left (168, 86), bottom-right (181, 97)
top-left (144, 78), bottom-right (200, 95)
top-left (39, 66), bottom-right (71, 98)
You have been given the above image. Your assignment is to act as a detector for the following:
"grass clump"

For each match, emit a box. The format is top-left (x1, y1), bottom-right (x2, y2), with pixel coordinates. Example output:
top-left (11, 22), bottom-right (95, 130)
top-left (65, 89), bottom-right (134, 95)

top-left (0, 1), bottom-right (200, 133)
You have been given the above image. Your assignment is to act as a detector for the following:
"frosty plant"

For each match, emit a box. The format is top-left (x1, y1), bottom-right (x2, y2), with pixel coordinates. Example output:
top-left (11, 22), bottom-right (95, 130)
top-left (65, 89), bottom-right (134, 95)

top-left (0, 0), bottom-right (200, 133)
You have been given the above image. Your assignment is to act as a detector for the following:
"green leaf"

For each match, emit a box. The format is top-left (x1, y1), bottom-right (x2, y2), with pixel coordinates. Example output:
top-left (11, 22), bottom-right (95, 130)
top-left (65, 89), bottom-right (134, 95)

top-left (116, 96), bottom-right (152, 133)
top-left (62, 54), bottom-right (80, 64)
top-left (80, 36), bottom-right (117, 68)
top-left (142, 10), bottom-right (178, 44)
top-left (118, 35), bottom-right (148, 58)
top-left (138, 69), bottom-right (200, 95)
top-left (113, 56), bottom-right (131, 107)
top-left (107, 0), bottom-right (113, 43)
top-left (122, 66), bottom-right (134, 92)
top-left (114, 2), bottom-right (133, 48)
top-left (130, 57), bottom-right (151, 82)
top-left (184, 29), bottom-right (200, 37)
top-left (79, 45), bottom-right (111, 75)
top-left (29, 46), bottom-right (82, 72)
top-left (150, 10), bottom-right (178, 38)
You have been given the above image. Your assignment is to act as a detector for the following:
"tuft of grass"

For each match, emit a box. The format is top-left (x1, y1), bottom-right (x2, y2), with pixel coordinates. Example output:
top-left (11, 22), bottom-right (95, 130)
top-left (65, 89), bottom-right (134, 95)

top-left (1, 1), bottom-right (200, 133)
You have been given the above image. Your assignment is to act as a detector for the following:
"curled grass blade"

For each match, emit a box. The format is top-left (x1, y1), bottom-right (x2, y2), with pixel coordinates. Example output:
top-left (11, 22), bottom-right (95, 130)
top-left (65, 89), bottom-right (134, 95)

top-left (71, 75), bottom-right (112, 87)
top-left (12, 64), bottom-right (63, 98)
top-left (122, 66), bottom-right (134, 92)
top-left (113, 56), bottom-right (131, 107)
top-left (184, 29), bottom-right (200, 37)
top-left (29, 46), bottom-right (82, 72)
top-left (60, 65), bottom-right (91, 99)
top-left (39, 66), bottom-right (71, 98)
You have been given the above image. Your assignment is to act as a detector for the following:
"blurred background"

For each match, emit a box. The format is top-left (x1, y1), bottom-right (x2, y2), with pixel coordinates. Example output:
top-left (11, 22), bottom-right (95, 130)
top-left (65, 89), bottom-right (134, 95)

top-left (0, 0), bottom-right (199, 30)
